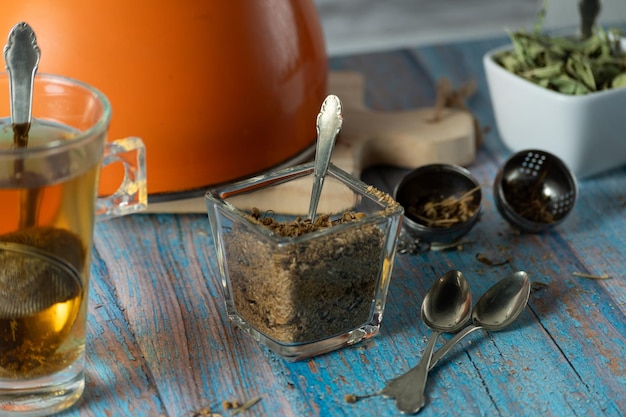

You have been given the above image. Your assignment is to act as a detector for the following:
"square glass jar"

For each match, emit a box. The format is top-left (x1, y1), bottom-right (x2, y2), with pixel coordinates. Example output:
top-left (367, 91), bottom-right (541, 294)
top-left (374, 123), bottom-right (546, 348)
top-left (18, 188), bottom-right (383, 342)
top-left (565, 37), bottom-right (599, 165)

top-left (205, 162), bottom-right (403, 361)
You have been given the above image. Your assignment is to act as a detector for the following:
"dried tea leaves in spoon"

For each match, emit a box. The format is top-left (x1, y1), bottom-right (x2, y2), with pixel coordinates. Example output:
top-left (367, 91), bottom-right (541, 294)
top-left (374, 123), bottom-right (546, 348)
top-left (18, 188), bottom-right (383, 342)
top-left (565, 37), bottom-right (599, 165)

top-left (407, 186), bottom-right (481, 228)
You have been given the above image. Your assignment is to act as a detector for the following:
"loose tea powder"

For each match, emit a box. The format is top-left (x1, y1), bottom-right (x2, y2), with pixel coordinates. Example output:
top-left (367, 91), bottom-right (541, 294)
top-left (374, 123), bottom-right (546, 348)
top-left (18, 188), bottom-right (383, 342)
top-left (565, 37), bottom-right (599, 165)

top-left (225, 208), bottom-right (387, 344)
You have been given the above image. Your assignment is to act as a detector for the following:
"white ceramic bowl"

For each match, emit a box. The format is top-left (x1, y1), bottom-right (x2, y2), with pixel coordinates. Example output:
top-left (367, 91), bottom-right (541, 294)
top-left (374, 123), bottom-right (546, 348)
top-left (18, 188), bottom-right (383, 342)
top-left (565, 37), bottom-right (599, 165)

top-left (483, 42), bottom-right (626, 178)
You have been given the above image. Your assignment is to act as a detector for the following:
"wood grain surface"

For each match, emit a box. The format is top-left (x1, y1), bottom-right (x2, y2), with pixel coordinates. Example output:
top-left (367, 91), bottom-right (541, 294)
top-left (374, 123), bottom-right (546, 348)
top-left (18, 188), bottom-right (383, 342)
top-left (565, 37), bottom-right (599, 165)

top-left (55, 35), bottom-right (625, 417)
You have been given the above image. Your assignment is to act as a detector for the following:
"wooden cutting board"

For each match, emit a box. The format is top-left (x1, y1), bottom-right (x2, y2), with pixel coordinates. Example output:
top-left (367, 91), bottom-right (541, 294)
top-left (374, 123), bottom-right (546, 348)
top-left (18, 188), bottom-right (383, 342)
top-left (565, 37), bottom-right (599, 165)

top-left (146, 71), bottom-right (476, 214)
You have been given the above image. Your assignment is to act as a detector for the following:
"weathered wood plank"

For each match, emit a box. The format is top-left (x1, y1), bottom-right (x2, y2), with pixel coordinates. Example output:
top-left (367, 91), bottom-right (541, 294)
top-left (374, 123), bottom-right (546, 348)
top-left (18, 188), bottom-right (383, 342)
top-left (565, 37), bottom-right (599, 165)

top-left (56, 240), bottom-right (166, 417)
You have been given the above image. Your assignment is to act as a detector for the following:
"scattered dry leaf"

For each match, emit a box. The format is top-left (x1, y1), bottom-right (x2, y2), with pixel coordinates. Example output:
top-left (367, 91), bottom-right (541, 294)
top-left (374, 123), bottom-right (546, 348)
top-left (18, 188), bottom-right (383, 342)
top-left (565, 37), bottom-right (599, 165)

top-left (407, 186), bottom-right (481, 228)
top-left (573, 272), bottom-right (611, 280)
top-left (531, 282), bottom-right (549, 293)
top-left (229, 397), bottom-right (262, 416)
top-left (344, 392), bottom-right (380, 404)
top-left (475, 253), bottom-right (509, 266)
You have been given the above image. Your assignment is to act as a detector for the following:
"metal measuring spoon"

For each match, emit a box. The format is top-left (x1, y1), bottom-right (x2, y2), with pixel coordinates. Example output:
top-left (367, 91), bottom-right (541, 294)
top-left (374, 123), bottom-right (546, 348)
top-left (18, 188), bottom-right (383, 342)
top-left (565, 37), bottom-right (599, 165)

top-left (307, 95), bottom-right (342, 221)
top-left (382, 270), bottom-right (472, 414)
top-left (429, 270), bottom-right (531, 368)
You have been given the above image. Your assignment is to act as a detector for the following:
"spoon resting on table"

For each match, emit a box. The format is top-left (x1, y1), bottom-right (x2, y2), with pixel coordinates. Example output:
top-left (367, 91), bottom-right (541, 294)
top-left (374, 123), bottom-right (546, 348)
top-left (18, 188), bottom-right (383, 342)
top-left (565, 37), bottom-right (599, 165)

top-left (381, 270), bottom-right (531, 412)
top-left (381, 270), bottom-right (472, 414)
top-left (429, 270), bottom-right (531, 368)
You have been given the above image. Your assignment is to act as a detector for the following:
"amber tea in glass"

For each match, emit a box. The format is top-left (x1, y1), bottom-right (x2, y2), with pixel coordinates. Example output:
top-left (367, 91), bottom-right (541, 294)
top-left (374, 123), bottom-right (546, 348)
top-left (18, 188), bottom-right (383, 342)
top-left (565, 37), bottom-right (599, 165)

top-left (0, 73), bottom-right (146, 416)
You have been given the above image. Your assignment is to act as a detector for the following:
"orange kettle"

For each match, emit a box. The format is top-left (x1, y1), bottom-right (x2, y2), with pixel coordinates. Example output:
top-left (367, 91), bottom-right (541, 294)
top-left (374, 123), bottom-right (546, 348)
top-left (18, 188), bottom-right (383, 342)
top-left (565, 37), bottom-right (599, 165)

top-left (0, 1), bottom-right (328, 198)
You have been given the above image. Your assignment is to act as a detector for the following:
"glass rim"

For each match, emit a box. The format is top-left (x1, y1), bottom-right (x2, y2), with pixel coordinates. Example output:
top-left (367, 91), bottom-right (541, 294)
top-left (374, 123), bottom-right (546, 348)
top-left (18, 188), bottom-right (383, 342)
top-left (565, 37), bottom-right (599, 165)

top-left (205, 162), bottom-right (404, 244)
top-left (0, 72), bottom-right (112, 157)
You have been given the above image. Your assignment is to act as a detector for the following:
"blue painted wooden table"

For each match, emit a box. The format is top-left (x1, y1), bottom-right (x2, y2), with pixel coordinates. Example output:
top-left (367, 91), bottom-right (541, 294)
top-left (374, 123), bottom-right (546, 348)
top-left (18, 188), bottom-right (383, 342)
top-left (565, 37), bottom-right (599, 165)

top-left (57, 34), bottom-right (625, 416)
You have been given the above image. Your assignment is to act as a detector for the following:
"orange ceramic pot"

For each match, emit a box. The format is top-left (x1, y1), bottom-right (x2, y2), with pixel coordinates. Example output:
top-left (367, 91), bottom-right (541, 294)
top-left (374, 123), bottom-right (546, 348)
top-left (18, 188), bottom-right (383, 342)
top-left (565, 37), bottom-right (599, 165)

top-left (0, 1), bottom-right (328, 198)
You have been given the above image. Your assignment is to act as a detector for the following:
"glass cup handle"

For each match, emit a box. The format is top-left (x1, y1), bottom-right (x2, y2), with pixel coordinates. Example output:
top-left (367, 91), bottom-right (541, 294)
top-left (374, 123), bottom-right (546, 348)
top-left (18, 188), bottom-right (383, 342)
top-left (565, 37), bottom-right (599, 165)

top-left (95, 136), bottom-right (147, 221)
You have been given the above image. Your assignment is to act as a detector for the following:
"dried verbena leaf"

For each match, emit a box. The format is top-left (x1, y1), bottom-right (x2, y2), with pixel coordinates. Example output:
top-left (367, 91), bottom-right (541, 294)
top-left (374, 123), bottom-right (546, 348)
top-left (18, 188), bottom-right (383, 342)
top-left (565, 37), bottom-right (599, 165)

top-left (609, 28), bottom-right (624, 54)
top-left (613, 72), bottom-right (626, 88)
top-left (548, 36), bottom-right (580, 54)
top-left (566, 53), bottom-right (597, 90)
top-left (229, 397), bottom-right (261, 416)
top-left (475, 253), bottom-right (509, 266)
top-left (531, 281), bottom-right (549, 292)
top-left (533, 1), bottom-right (547, 34)
top-left (537, 78), bottom-right (551, 88)
top-left (509, 32), bottom-right (535, 68)
top-left (573, 272), bottom-right (611, 279)
top-left (499, 53), bottom-right (523, 72)
top-left (551, 74), bottom-right (591, 95)
top-left (592, 59), bottom-right (626, 89)
top-left (522, 63), bottom-right (563, 80)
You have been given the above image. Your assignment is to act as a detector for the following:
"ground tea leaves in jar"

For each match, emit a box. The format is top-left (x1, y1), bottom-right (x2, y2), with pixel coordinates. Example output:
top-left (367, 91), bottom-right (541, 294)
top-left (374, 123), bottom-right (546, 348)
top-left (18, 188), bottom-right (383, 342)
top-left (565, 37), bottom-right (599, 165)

top-left (224, 208), bottom-right (386, 344)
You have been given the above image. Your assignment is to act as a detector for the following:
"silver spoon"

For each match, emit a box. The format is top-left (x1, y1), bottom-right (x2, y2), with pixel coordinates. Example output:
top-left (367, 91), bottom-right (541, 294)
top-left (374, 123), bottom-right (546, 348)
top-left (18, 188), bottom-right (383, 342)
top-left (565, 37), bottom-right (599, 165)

top-left (4, 22), bottom-right (41, 228)
top-left (380, 270), bottom-right (530, 406)
top-left (429, 270), bottom-right (531, 368)
top-left (308, 94), bottom-right (342, 221)
top-left (382, 270), bottom-right (472, 414)
top-left (5, 21), bottom-right (40, 145)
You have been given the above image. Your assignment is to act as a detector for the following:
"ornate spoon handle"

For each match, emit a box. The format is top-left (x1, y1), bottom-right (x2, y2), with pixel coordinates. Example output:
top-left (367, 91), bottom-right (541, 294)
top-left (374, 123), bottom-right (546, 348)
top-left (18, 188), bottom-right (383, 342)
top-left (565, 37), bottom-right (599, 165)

top-left (382, 330), bottom-right (441, 414)
top-left (308, 95), bottom-right (342, 221)
top-left (382, 324), bottom-right (482, 408)
top-left (429, 324), bottom-right (483, 368)
top-left (4, 22), bottom-right (42, 228)
top-left (4, 22), bottom-right (40, 131)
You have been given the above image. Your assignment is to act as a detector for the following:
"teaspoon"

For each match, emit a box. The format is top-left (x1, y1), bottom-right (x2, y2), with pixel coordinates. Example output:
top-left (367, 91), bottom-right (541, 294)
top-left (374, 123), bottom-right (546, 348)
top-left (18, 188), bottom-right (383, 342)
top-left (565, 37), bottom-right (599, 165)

top-left (5, 21), bottom-right (40, 146)
top-left (429, 270), bottom-right (531, 368)
top-left (308, 94), bottom-right (342, 221)
top-left (380, 271), bottom-right (530, 414)
top-left (382, 270), bottom-right (472, 414)
top-left (4, 22), bottom-right (41, 228)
